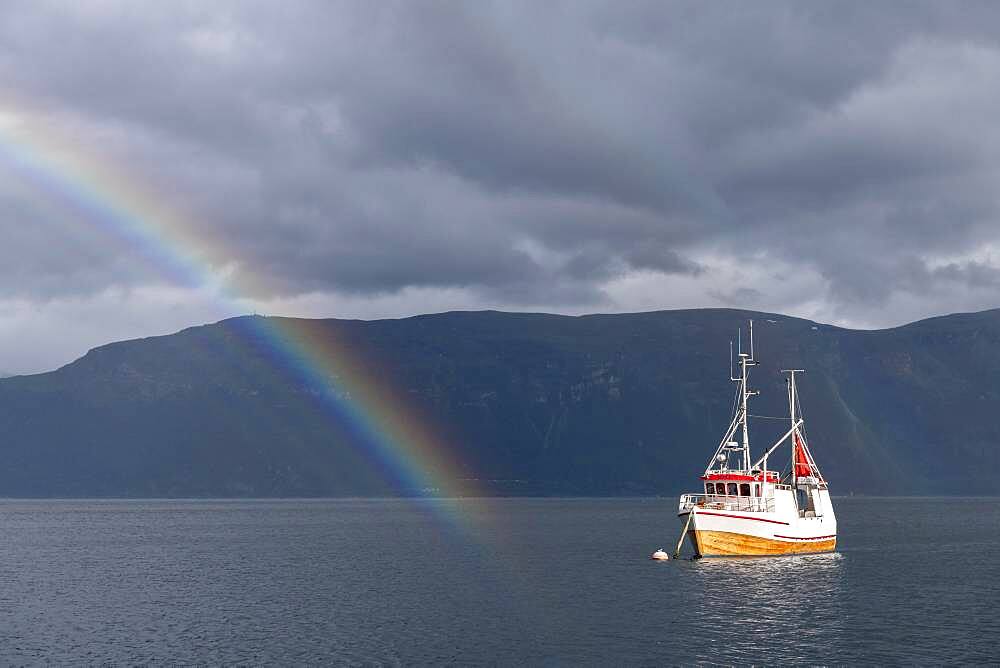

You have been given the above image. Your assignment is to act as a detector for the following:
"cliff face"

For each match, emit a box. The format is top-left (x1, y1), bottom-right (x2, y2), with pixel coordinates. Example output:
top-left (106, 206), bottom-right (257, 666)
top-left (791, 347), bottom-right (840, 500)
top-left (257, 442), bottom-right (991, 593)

top-left (1, 308), bottom-right (998, 497)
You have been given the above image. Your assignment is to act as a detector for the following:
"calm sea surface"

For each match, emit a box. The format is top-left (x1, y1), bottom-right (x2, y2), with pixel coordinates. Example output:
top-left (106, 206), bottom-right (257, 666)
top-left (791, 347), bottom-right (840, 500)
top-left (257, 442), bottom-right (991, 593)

top-left (0, 497), bottom-right (997, 665)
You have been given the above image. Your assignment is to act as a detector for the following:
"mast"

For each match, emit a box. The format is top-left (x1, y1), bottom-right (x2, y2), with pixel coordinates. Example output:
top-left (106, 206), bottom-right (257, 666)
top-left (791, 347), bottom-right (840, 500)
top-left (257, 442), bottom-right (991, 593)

top-left (738, 321), bottom-right (758, 471)
top-left (739, 351), bottom-right (750, 471)
top-left (704, 320), bottom-right (759, 474)
top-left (783, 369), bottom-right (804, 486)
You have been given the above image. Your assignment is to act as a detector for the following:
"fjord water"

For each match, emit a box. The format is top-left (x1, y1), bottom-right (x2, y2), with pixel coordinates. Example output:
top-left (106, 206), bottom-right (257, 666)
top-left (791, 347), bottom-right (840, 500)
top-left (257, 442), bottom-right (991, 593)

top-left (0, 497), bottom-right (996, 664)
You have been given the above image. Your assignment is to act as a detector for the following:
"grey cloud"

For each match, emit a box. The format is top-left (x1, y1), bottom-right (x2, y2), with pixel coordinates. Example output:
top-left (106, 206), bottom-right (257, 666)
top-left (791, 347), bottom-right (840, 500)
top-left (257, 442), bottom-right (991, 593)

top-left (624, 245), bottom-right (703, 275)
top-left (709, 287), bottom-right (765, 309)
top-left (931, 261), bottom-right (1000, 289)
top-left (1, 0), bottom-right (1000, 330)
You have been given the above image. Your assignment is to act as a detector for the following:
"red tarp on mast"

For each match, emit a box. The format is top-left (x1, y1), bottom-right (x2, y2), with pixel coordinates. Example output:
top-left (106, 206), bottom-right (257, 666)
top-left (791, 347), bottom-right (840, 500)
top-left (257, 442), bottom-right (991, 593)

top-left (793, 432), bottom-right (812, 478)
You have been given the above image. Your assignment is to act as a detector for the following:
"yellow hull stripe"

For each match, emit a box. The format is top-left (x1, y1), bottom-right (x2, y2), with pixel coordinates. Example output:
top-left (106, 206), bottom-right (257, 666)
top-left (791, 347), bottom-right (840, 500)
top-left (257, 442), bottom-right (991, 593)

top-left (692, 530), bottom-right (836, 556)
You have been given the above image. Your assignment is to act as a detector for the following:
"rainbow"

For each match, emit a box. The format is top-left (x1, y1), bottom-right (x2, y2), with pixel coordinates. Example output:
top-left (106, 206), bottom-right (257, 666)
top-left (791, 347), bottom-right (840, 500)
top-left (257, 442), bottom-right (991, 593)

top-left (0, 105), bottom-right (482, 509)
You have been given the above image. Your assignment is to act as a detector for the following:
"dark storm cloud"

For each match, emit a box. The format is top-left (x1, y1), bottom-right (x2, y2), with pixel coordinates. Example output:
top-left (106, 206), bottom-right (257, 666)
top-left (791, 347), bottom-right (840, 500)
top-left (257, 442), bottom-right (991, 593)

top-left (2, 1), bottom-right (1000, 323)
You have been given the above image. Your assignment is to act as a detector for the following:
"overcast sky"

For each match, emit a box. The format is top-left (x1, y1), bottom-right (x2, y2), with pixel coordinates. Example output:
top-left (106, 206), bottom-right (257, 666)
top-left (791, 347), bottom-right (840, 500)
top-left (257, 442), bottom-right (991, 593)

top-left (2, 1), bottom-right (1000, 373)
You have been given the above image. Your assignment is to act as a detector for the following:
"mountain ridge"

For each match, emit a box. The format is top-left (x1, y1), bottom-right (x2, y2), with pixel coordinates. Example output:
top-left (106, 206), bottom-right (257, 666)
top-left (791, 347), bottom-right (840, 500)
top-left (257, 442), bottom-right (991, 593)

top-left (41, 304), bottom-right (1000, 379)
top-left (2, 306), bottom-right (999, 497)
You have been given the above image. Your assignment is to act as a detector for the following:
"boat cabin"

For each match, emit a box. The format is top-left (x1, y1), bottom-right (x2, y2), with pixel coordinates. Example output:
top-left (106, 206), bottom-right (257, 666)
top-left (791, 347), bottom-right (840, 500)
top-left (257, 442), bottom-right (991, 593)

top-left (701, 471), bottom-right (780, 497)
top-left (688, 469), bottom-right (828, 517)
top-left (705, 480), bottom-right (756, 497)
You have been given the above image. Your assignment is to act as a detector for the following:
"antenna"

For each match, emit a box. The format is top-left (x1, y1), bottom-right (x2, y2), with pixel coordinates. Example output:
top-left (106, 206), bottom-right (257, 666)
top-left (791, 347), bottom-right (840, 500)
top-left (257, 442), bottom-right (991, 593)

top-left (749, 320), bottom-right (755, 362)
top-left (781, 369), bottom-right (805, 405)
top-left (737, 327), bottom-right (742, 356)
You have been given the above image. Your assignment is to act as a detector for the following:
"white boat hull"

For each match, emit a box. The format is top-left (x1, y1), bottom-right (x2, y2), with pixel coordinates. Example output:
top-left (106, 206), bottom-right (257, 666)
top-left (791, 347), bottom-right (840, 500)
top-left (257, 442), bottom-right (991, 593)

top-left (679, 489), bottom-right (837, 557)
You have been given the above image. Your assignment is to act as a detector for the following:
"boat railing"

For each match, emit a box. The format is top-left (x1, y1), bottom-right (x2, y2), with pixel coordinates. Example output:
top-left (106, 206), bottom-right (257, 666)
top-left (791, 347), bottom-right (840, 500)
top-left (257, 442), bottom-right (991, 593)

top-left (678, 493), bottom-right (776, 514)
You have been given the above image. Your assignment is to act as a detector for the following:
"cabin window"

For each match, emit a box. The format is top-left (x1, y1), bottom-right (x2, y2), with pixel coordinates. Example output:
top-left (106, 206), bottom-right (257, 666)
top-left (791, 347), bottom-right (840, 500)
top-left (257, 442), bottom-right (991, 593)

top-left (739, 483), bottom-right (751, 497)
top-left (727, 483), bottom-right (738, 496)
top-left (753, 484), bottom-right (760, 497)
top-left (705, 483), bottom-right (715, 495)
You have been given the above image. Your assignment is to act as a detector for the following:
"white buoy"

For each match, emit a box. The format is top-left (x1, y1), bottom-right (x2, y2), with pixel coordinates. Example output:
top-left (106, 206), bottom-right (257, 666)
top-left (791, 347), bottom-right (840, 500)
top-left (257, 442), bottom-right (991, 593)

top-left (650, 549), bottom-right (670, 561)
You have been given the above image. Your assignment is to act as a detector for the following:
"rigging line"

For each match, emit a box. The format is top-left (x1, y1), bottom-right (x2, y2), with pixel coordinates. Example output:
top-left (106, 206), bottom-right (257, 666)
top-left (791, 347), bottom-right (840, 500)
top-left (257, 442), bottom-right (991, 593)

top-left (747, 414), bottom-right (790, 420)
top-left (728, 385), bottom-right (739, 421)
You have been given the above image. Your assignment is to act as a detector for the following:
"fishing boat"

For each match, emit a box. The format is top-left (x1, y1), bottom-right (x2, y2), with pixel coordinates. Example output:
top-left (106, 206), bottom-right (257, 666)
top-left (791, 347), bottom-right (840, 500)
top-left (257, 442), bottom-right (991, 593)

top-left (677, 321), bottom-right (837, 557)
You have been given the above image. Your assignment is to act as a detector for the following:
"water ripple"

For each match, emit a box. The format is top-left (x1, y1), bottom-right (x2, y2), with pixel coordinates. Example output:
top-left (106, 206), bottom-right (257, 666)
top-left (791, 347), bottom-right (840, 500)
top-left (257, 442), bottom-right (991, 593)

top-left (0, 497), bottom-right (995, 664)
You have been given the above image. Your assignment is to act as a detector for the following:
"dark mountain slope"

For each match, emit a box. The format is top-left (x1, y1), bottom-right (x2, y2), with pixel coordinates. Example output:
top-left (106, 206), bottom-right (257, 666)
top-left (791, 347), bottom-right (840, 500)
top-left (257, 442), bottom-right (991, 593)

top-left (1, 308), bottom-right (998, 496)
